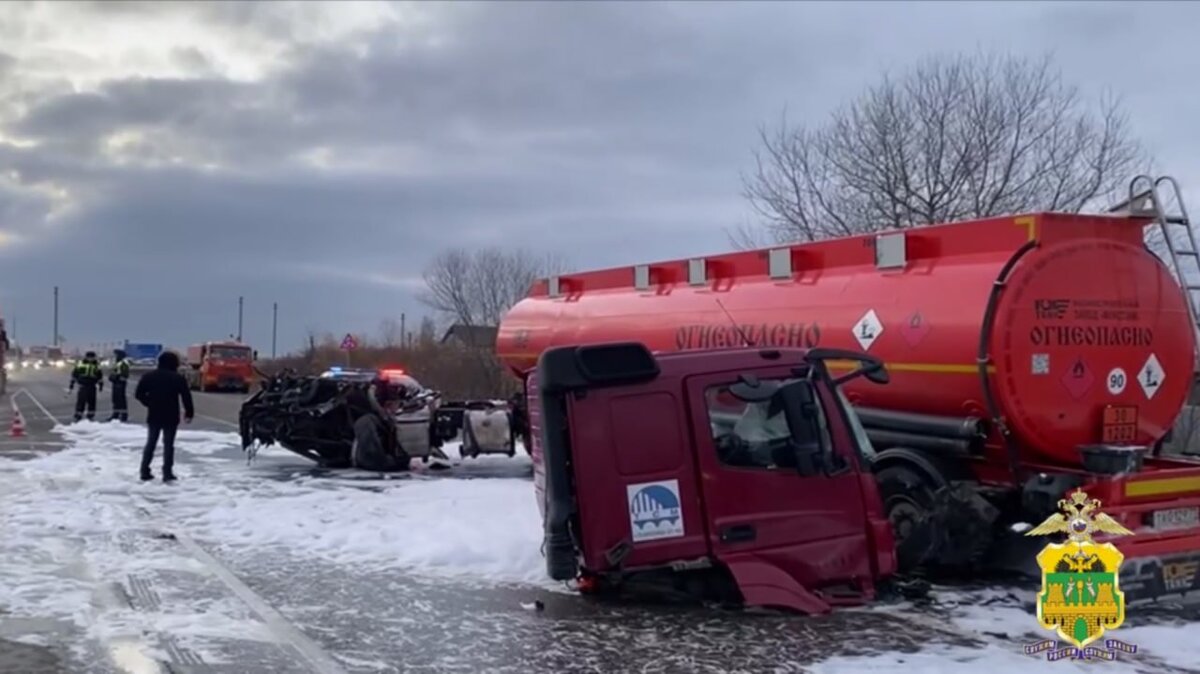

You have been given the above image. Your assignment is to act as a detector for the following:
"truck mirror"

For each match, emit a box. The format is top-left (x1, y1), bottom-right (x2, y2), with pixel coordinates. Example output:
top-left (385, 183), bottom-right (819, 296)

top-left (790, 440), bottom-right (824, 476)
top-left (803, 348), bottom-right (890, 386)
top-left (253, 350), bottom-right (259, 361)
top-left (777, 380), bottom-right (825, 476)
top-left (730, 376), bottom-right (779, 403)
top-left (862, 362), bottom-right (889, 385)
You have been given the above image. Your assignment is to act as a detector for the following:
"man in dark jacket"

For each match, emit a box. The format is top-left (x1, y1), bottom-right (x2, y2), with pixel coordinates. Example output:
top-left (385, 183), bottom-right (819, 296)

top-left (134, 350), bottom-right (194, 482)
top-left (69, 351), bottom-right (104, 422)
top-left (108, 348), bottom-right (132, 422)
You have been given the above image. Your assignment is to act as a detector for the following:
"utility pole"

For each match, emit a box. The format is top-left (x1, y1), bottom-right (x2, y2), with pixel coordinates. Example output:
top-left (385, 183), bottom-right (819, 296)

top-left (272, 302), bottom-right (278, 359)
top-left (400, 313), bottom-right (406, 348)
top-left (53, 286), bottom-right (59, 347)
top-left (237, 295), bottom-right (244, 342)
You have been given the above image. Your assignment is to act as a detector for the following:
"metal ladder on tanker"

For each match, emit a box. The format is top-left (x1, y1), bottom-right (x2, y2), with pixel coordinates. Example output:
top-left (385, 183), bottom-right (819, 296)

top-left (1108, 175), bottom-right (1200, 374)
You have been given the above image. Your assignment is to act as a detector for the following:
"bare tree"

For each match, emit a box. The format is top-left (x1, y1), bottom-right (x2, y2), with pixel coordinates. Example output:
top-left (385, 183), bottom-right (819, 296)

top-left (742, 52), bottom-right (1148, 243)
top-left (418, 246), bottom-right (569, 328)
top-left (726, 216), bottom-right (782, 251)
top-left (417, 316), bottom-right (437, 346)
top-left (418, 246), bottom-right (568, 396)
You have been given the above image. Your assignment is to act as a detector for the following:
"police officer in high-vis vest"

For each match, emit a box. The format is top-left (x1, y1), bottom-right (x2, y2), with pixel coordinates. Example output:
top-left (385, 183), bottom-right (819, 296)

top-left (69, 351), bottom-right (104, 422)
top-left (108, 348), bottom-right (131, 422)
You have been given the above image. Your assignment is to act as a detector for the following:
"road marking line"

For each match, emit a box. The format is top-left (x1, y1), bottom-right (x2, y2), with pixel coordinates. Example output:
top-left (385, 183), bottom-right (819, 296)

top-left (198, 414), bottom-right (238, 428)
top-left (170, 531), bottom-right (348, 674)
top-left (14, 387), bottom-right (62, 425)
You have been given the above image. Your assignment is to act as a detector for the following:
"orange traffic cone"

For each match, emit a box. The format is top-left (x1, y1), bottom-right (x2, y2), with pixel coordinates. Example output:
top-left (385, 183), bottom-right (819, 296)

top-left (10, 409), bottom-right (25, 437)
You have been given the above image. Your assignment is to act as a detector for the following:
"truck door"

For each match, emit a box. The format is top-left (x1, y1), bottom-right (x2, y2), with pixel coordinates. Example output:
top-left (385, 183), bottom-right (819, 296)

top-left (687, 368), bottom-right (876, 607)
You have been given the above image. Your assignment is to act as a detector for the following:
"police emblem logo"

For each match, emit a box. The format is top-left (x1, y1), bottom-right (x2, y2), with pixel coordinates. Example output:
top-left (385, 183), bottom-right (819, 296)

top-left (1024, 488), bottom-right (1139, 660)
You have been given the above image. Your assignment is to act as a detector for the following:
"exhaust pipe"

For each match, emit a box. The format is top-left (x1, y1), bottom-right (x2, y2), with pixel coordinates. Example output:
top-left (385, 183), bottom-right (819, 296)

top-left (857, 407), bottom-right (988, 441)
top-left (865, 428), bottom-right (977, 456)
top-left (537, 351), bottom-right (583, 582)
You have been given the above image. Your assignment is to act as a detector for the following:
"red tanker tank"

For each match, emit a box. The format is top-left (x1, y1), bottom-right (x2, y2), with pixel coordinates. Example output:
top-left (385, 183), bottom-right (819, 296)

top-left (497, 212), bottom-right (1195, 471)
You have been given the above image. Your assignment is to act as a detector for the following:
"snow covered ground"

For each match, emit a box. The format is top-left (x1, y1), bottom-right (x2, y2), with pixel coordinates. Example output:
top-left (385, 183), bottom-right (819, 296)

top-left (1, 422), bottom-right (1198, 673)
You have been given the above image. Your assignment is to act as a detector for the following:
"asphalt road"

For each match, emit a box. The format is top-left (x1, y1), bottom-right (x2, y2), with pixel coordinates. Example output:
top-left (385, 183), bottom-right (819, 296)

top-left (0, 366), bottom-right (261, 673)
top-left (3, 367), bottom-right (1197, 674)
top-left (2, 365), bottom-right (241, 452)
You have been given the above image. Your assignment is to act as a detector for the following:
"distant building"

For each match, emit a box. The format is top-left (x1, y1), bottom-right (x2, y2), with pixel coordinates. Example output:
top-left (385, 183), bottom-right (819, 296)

top-left (440, 324), bottom-right (498, 350)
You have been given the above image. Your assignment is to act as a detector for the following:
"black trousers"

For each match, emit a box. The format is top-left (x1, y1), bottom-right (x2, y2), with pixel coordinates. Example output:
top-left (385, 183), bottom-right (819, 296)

top-left (141, 422), bottom-right (178, 476)
top-left (73, 385), bottom-right (97, 421)
top-left (109, 381), bottom-right (128, 421)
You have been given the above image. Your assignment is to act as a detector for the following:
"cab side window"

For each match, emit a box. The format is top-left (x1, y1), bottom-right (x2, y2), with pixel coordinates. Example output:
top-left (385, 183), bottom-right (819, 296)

top-left (705, 380), bottom-right (809, 470)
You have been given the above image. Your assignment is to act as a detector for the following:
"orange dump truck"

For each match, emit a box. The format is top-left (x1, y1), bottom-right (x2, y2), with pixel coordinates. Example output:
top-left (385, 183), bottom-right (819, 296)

top-left (184, 340), bottom-right (256, 393)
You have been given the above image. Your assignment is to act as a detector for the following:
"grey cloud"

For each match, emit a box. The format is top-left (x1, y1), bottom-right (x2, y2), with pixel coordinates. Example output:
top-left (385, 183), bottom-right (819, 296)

top-left (169, 47), bottom-right (219, 77)
top-left (3, 1), bottom-right (1200, 353)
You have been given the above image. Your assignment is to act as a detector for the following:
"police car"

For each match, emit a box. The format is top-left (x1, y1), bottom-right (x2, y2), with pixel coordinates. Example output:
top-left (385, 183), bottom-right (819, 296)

top-left (318, 366), bottom-right (423, 392)
top-left (318, 366), bottom-right (378, 382)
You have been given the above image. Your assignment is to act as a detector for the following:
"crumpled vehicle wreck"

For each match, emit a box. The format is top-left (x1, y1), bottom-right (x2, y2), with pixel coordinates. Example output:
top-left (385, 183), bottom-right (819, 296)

top-left (238, 369), bottom-right (528, 472)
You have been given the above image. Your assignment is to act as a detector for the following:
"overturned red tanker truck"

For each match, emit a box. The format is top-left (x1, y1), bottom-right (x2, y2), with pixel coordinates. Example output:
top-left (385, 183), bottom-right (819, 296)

top-left (497, 175), bottom-right (1200, 602)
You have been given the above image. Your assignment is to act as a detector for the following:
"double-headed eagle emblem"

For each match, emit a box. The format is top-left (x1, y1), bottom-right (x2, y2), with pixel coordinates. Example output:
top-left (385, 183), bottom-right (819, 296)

top-left (1024, 488), bottom-right (1133, 651)
top-left (1025, 488), bottom-right (1134, 543)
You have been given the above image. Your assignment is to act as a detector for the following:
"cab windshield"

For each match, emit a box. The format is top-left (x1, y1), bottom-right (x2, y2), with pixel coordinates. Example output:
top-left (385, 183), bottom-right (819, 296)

top-left (209, 346), bottom-right (251, 360)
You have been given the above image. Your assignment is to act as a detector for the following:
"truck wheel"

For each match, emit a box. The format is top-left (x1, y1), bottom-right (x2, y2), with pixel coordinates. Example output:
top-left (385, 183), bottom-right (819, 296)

top-left (877, 464), bottom-right (938, 573)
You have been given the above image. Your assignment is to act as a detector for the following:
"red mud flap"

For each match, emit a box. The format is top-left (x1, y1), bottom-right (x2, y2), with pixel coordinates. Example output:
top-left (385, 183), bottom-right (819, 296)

top-left (723, 556), bottom-right (832, 615)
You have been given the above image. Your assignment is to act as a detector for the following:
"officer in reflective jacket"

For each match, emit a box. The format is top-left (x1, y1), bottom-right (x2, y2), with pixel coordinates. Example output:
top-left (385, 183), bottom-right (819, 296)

top-left (108, 348), bottom-right (132, 422)
top-left (69, 351), bottom-right (104, 422)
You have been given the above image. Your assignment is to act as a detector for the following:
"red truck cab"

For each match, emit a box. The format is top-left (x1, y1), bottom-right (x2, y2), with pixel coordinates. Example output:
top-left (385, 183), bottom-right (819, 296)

top-left (531, 342), bottom-right (897, 614)
top-left (185, 341), bottom-right (256, 393)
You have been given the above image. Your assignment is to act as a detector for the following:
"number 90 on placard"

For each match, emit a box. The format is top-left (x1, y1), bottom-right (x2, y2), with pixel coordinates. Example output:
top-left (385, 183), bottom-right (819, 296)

top-left (1107, 367), bottom-right (1128, 395)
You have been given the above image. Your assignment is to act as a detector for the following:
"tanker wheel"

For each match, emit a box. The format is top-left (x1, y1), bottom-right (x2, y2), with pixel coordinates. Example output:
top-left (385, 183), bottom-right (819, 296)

top-left (877, 464), bottom-right (939, 574)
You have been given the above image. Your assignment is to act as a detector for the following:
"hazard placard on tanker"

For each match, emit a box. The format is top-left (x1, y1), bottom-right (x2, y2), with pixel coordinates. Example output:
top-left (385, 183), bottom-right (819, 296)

top-left (1102, 405), bottom-right (1138, 444)
top-left (995, 235), bottom-right (1193, 460)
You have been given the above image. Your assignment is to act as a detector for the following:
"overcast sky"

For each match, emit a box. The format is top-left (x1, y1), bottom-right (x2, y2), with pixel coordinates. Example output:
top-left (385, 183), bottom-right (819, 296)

top-left (1, 0), bottom-right (1198, 355)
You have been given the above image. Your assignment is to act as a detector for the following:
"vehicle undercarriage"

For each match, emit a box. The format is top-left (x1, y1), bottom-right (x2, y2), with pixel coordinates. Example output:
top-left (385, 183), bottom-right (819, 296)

top-left (238, 369), bottom-right (528, 472)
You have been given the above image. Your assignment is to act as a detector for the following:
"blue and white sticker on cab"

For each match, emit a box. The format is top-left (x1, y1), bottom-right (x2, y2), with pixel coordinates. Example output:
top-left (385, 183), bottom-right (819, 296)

top-left (626, 479), bottom-right (685, 542)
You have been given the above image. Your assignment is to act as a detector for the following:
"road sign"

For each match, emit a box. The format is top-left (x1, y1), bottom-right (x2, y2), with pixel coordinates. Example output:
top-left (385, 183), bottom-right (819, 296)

top-left (341, 334), bottom-right (358, 351)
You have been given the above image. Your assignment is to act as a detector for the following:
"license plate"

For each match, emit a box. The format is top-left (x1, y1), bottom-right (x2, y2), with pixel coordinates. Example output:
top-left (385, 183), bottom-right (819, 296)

top-left (1153, 507), bottom-right (1200, 531)
top-left (1102, 405), bottom-right (1138, 443)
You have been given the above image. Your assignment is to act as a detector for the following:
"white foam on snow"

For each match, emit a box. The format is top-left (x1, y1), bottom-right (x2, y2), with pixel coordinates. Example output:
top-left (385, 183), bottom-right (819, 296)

top-left (6, 421), bottom-right (548, 587)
